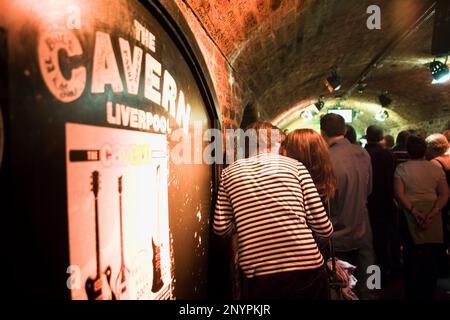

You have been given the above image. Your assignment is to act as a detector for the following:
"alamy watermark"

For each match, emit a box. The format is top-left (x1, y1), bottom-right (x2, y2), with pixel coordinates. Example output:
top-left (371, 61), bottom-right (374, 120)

top-left (366, 265), bottom-right (381, 290)
top-left (367, 5), bottom-right (381, 30)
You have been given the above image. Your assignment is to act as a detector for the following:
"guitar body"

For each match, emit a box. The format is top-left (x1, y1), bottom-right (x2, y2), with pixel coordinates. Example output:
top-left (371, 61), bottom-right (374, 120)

top-left (115, 266), bottom-right (131, 300)
top-left (85, 266), bottom-right (116, 300)
top-left (151, 237), bottom-right (164, 293)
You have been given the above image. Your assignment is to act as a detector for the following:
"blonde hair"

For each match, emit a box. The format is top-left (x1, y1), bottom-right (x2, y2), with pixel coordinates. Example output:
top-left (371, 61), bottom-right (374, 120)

top-left (426, 133), bottom-right (449, 160)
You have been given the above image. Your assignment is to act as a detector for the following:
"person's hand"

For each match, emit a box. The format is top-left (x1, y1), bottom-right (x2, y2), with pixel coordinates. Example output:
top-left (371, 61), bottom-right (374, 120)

top-left (327, 259), bottom-right (349, 287)
top-left (422, 215), bottom-right (433, 229)
top-left (411, 208), bottom-right (427, 229)
top-left (423, 208), bottom-right (440, 229)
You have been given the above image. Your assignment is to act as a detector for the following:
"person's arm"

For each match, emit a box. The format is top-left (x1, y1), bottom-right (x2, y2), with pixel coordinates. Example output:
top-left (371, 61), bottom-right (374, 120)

top-left (394, 176), bottom-right (424, 226)
top-left (299, 165), bottom-right (333, 238)
top-left (425, 177), bottom-right (449, 225)
top-left (213, 172), bottom-right (234, 237)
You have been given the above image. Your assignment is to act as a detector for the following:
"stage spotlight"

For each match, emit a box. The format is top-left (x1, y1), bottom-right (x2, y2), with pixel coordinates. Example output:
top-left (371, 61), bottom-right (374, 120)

top-left (357, 83), bottom-right (367, 94)
top-left (378, 91), bottom-right (392, 108)
top-left (314, 101), bottom-right (324, 111)
top-left (323, 67), bottom-right (342, 93)
top-left (375, 110), bottom-right (389, 122)
top-left (314, 97), bottom-right (325, 111)
top-left (430, 58), bottom-right (450, 84)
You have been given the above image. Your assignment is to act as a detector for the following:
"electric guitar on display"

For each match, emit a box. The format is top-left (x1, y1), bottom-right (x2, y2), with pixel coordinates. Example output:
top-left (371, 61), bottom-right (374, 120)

top-left (151, 165), bottom-right (164, 293)
top-left (85, 170), bottom-right (116, 300)
top-left (115, 176), bottom-right (131, 300)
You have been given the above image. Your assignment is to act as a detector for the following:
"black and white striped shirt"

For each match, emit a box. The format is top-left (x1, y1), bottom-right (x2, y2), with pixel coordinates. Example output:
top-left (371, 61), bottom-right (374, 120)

top-left (214, 153), bottom-right (333, 278)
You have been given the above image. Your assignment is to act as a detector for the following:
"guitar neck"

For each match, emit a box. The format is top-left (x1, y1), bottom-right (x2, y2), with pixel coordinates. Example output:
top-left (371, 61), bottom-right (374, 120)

top-left (155, 166), bottom-right (161, 243)
top-left (94, 196), bottom-right (102, 277)
top-left (119, 192), bottom-right (125, 269)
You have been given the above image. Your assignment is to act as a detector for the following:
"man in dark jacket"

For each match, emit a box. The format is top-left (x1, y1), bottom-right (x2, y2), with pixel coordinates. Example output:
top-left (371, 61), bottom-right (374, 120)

top-left (365, 125), bottom-right (396, 284)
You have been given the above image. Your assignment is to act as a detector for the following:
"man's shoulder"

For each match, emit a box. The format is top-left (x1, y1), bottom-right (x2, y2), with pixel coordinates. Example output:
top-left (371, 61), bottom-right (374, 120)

top-left (274, 154), bottom-right (301, 165)
top-left (222, 157), bottom-right (249, 175)
top-left (332, 141), bottom-right (370, 157)
top-left (367, 144), bottom-right (394, 159)
top-left (427, 159), bottom-right (447, 173)
top-left (395, 161), bottom-right (408, 171)
top-left (354, 144), bottom-right (371, 158)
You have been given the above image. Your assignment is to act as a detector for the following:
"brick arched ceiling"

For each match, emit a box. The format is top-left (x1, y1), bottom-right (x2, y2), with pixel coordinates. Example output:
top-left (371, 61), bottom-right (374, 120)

top-left (183, 0), bottom-right (450, 130)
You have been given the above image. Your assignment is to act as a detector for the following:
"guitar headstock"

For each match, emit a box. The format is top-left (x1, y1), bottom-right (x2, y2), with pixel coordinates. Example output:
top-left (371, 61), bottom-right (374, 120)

top-left (118, 175), bottom-right (123, 193)
top-left (91, 170), bottom-right (100, 197)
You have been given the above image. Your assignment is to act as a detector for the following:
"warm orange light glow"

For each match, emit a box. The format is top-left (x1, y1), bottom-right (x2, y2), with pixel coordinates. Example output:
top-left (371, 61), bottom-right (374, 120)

top-left (271, 99), bottom-right (313, 127)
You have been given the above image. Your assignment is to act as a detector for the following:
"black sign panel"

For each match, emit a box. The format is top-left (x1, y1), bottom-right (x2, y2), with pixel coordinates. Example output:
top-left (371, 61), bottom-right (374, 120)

top-left (0, 0), bottom-right (217, 299)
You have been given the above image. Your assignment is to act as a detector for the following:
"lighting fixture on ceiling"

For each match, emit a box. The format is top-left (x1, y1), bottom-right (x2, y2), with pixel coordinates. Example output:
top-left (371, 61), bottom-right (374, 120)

top-left (378, 91), bottom-right (392, 108)
top-left (315, 100), bottom-right (325, 111)
top-left (430, 57), bottom-right (450, 84)
top-left (314, 96), bottom-right (325, 111)
top-left (375, 109), bottom-right (389, 122)
top-left (300, 110), bottom-right (313, 121)
top-left (323, 66), bottom-right (342, 93)
top-left (357, 82), bottom-right (367, 94)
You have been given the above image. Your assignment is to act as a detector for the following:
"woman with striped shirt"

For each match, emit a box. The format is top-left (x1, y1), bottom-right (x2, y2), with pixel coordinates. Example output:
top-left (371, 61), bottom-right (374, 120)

top-left (214, 122), bottom-right (333, 300)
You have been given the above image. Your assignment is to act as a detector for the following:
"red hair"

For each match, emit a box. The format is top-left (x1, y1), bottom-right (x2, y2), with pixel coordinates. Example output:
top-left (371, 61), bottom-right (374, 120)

top-left (281, 129), bottom-right (336, 199)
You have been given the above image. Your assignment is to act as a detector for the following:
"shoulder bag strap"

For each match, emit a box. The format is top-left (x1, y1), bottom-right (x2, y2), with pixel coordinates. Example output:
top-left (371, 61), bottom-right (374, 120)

top-left (326, 198), bottom-right (337, 274)
top-left (435, 158), bottom-right (446, 171)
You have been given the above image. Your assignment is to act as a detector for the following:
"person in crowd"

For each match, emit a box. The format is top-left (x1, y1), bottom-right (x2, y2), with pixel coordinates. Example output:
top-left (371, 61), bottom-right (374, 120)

top-left (391, 130), bottom-right (413, 270)
top-left (281, 129), bottom-right (361, 299)
top-left (393, 130), bottom-right (410, 151)
top-left (426, 133), bottom-right (450, 166)
top-left (275, 125), bottom-right (287, 154)
top-left (381, 135), bottom-right (395, 149)
top-left (214, 121), bottom-right (333, 300)
top-left (320, 114), bottom-right (375, 299)
top-left (344, 125), bottom-right (358, 145)
top-left (392, 130), bottom-right (411, 165)
top-left (280, 128), bottom-right (337, 259)
top-left (364, 125), bottom-right (396, 284)
top-left (394, 135), bottom-right (449, 300)
top-left (442, 130), bottom-right (450, 146)
top-left (426, 133), bottom-right (450, 278)
top-left (408, 129), bottom-right (428, 140)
